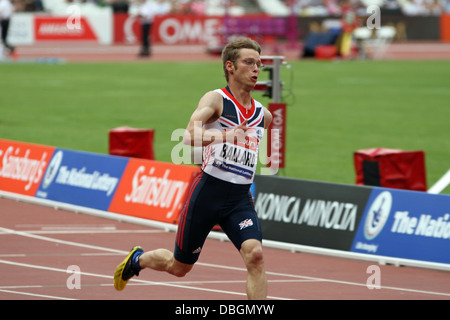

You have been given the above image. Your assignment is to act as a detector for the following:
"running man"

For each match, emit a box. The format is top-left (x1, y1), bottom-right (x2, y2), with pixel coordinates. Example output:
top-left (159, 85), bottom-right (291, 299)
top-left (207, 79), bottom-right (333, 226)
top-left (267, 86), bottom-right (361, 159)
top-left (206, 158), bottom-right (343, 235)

top-left (114, 37), bottom-right (272, 300)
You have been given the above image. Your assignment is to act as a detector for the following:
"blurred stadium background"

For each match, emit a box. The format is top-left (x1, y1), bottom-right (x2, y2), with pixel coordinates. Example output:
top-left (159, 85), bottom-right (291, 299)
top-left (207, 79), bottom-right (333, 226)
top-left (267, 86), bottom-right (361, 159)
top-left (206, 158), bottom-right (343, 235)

top-left (1, 0), bottom-right (449, 193)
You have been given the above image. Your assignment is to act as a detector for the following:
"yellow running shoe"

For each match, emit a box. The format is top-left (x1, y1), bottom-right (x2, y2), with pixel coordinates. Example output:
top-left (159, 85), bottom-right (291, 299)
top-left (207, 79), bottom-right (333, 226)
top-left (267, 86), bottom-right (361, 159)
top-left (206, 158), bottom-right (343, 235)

top-left (114, 246), bottom-right (143, 291)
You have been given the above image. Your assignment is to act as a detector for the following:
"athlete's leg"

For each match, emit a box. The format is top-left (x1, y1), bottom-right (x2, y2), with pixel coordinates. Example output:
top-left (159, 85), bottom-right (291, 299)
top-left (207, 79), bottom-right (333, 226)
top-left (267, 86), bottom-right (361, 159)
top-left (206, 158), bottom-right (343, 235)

top-left (138, 249), bottom-right (193, 277)
top-left (136, 173), bottom-right (213, 277)
top-left (240, 239), bottom-right (267, 300)
top-left (219, 189), bottom-right (267, 300)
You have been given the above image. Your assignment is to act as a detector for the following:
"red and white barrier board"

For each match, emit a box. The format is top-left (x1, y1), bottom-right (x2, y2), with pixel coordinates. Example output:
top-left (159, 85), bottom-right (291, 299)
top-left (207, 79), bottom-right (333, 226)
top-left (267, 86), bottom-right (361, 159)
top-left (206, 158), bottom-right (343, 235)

top-left (0, 139), bottom-right (55, 196)
top-left (34, 16), bottom-right (98, 41)
top-left (113, 13), bottom-right (223, 45)
top-left (109, 157), bottom-right (200, 224)
top-left (9, 12), bottom-right (112, 45)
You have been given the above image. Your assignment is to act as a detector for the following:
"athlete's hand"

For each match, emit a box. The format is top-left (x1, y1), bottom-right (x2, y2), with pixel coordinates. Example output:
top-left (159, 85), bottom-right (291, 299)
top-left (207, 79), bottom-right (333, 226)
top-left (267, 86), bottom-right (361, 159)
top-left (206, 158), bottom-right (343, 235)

top-left (226, 120), bottom-right (248, 145)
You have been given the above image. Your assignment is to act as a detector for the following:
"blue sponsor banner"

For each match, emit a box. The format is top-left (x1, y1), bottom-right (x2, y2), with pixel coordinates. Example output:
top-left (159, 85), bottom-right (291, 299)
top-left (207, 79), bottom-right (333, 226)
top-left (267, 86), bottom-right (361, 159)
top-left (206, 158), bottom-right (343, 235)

top-left (351, 187), bottom-right (450, 264)
top-left (35, 148), bottom-right (129, 210)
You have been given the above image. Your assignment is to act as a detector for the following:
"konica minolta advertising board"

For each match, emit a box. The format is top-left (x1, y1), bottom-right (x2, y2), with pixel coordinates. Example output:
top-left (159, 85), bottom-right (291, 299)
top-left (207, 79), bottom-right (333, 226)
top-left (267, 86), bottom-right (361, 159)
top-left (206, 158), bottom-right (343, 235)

top-left (253, 175), bottom-right (372, 251)
top-left (351, 188), bottom-right (450, 264)
top-left (35, 148), bottom-right (129, 210)
top-left (253, 174), bottom-right (450, 266)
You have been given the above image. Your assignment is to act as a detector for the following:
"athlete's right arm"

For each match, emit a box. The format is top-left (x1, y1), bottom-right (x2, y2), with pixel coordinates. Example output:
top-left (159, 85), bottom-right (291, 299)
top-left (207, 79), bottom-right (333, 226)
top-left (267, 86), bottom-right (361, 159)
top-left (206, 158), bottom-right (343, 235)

top-left (183, 91), bottom-right (224, 147)
top-left (183, 91), bottom-right (250, 147)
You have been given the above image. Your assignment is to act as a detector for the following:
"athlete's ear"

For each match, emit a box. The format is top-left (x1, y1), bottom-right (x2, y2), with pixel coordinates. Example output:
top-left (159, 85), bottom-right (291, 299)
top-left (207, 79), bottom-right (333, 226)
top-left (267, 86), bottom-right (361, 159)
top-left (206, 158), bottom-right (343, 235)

top-left (226, 60), bottom-right (235, 74)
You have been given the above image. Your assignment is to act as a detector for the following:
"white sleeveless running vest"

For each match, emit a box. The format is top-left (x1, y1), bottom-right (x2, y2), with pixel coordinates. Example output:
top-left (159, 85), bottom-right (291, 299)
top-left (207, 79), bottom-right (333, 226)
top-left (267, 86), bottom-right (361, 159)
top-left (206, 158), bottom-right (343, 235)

top-left (201, 87), bottom-right (265, 184)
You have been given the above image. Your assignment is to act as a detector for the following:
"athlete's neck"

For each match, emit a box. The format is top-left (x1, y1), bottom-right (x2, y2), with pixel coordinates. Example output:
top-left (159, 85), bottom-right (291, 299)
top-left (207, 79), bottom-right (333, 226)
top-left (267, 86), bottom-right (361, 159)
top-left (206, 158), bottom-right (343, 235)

top-left (226, 83), bottom-right (252, 110)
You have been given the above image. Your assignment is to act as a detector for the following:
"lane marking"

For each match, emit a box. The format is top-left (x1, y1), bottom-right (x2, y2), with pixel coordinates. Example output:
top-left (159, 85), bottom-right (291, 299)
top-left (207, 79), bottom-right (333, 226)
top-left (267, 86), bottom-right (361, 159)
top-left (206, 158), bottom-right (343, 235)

top-left (0, 279), bottom-right (317, 292)
top-left (0, 226), bottom-right (127, 254)
top-left (0, 288), bottom-right (77, 300)
top-left (0, 229), bottom-right (165, 235)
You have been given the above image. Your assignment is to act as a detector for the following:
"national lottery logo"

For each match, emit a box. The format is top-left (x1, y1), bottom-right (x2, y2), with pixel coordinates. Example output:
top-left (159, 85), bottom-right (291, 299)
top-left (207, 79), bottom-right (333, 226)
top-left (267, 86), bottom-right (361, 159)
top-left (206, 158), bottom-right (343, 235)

top-left (364, 191), bottom-right (392, 240)
top-left (42, 150), bottom-right (63, 189)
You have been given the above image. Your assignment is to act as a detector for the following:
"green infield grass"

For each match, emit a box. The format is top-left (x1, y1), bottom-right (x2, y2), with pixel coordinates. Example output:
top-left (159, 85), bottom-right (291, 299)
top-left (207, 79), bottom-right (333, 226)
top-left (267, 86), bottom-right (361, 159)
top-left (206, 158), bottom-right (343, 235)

top-left (0, 59), bottom-right (449, 193)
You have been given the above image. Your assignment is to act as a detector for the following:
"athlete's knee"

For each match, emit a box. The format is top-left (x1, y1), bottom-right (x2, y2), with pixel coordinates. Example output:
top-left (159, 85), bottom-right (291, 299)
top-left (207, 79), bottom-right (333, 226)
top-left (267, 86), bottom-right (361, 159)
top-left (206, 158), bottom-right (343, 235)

top-left (171, 268), bottom-right (189, 278)
top-left (248, 246), bottom-right (264, 267)
top-left (241, 240), bottom-right (264, 270)
top-left (169, 261), bottom-right (193, 278)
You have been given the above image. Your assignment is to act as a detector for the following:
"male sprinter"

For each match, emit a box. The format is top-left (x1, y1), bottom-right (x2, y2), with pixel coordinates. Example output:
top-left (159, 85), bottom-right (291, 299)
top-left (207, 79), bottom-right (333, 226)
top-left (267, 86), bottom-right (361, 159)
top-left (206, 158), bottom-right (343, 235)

top-left (114, 38), bottom-right (272, 300)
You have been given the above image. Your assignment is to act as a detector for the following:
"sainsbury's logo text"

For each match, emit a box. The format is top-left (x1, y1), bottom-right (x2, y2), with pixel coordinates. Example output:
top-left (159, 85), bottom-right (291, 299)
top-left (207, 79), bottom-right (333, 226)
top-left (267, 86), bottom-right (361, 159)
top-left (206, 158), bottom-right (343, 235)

top-left (0, 146), bottom-right (48, 191)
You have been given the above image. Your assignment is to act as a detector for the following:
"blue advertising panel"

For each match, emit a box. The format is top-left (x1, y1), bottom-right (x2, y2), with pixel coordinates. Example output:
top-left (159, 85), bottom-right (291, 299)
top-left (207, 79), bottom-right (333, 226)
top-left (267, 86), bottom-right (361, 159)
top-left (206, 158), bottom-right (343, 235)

top-left (35, 148), bottom-right (129, 210)
top-left (351, 187), bottom-right (450, 264)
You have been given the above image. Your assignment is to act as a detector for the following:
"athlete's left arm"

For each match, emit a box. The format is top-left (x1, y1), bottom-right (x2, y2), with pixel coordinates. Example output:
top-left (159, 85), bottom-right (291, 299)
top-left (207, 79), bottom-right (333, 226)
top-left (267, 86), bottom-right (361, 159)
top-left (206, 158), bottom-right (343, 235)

top-left (263, 107), bottom-right (273, 129)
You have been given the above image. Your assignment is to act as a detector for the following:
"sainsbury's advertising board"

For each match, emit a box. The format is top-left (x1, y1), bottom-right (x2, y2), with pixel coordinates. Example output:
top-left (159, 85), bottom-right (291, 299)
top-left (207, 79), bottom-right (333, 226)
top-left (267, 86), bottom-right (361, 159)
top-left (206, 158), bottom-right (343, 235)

top-left (0, 139), bottom-right (55, 196)
top-left (109, 157), bottom-right (200, 224)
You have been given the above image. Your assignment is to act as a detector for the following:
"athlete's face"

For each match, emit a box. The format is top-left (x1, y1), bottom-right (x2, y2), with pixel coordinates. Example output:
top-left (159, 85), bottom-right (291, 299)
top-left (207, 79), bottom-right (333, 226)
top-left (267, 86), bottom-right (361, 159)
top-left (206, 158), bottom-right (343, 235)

top-left (229, 48), bottom-right (262, 88)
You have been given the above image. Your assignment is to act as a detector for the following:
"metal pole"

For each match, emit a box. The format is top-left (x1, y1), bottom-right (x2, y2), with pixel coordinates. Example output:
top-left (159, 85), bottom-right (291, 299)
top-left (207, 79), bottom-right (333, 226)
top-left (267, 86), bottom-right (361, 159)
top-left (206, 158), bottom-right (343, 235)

top-left (272, 57), bottom-right (282, 103)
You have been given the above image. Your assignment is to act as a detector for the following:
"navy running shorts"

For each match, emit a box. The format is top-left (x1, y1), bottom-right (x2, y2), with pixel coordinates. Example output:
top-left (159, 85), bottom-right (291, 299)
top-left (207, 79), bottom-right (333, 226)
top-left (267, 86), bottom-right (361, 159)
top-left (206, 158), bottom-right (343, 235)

top-left (174, 171), bottom-right (262, 265)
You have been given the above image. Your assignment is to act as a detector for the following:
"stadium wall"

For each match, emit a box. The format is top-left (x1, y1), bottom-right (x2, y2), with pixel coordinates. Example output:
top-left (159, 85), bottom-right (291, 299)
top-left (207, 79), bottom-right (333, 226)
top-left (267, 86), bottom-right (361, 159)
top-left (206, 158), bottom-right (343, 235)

top-left (1, 138), bottom-right (449, 271)
top-left (7, 13), bottom-right (449, 46)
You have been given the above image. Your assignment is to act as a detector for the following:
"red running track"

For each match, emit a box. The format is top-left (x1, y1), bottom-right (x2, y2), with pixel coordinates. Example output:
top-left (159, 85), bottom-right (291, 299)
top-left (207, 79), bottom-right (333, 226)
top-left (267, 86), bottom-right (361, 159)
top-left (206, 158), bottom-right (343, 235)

top-left (9, 41), bottom-right (450, 63)
top-left (0, 196), bottom-right (449, 301)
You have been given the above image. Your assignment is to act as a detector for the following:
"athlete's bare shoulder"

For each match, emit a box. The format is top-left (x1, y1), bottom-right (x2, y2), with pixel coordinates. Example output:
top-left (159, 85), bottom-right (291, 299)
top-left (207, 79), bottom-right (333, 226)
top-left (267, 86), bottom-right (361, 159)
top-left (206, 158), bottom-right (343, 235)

top-left (199, 90), bottom-right (222, 109)
top-left (196, 90), bottom-right (223, 124)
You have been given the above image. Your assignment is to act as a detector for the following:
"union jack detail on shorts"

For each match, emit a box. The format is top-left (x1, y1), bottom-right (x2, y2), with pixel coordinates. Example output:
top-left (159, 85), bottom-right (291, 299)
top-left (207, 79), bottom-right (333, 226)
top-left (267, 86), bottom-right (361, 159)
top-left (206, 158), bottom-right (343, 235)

top-left (239, 219), bottom-right (253, 230)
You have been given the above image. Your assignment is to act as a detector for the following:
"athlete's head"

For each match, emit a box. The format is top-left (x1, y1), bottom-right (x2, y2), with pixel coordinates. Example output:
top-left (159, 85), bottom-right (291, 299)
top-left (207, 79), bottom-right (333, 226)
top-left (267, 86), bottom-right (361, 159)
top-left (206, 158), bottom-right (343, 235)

top-left (221, 38), bottom-right (261, 83)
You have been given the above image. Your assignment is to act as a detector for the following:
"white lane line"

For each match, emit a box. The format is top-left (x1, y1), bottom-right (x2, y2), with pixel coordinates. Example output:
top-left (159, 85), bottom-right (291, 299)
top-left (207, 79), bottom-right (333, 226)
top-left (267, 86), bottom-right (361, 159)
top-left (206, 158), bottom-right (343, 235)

top-left (0, 226), bottom-right (127, 254)
top-left (0, 253), bottom-right (124, 258)
top-left (0, 279), bottom-right (316, 292)
top-left (0, 229), bottom-right (165, 235)
top-left (15, 224), bottom-right (117, 230)
top-left (0, 288), bottom-right (77, 300)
